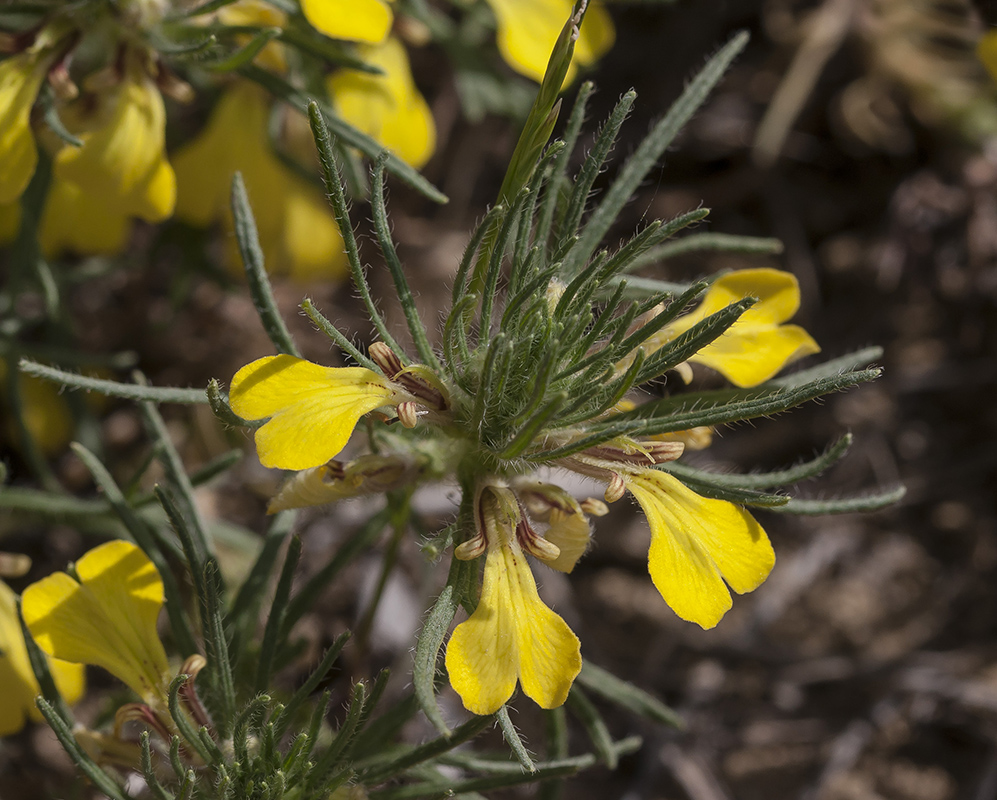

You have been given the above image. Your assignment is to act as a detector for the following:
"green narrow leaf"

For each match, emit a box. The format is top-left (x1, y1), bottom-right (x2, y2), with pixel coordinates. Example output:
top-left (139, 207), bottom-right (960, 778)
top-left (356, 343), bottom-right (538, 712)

top-left (18, 360), bottom-right (207, 404)
top-left (414, 584), bottom-right (457, 736)
top-left (665, 434), bottom-right (853, 490)
top-left (307, 102), bottom-right (406, 359)
top-left (659, 467), bottom-right (790, 508)
top-left (361, 715), bottom-right (492, 785)
top-left (368, 736), bottom-right (643, 800)
top-left (566, 686), bottom-right (617, 769)
top-left (36, 700), bottom-right (130, 800)
top-left (230, 172), bottom-right (301, 358)
top-left (563, 30), bottom-right (750, 277)
top-left (623, 232), bottom-right (783, 271)
top-left (371, 155), bottom-right (441, 370)
top-left (255, 535), bottom-right (302, 694)
top-left (140, 732), bottom-right (175, 800)
top-left (168, 675), bottom-right (213, 763)
top-left (300, 298), bottom-right (378, 371)
top-left (209, 26), bottom-right (281, 71)
top-left (238, 64), bottom-right (446, 202)
top-left (496, 706), bottom-right (536, 772)
top-left (535, 81), bottom-right (594, 255)
top-left (309, 683), bottom-right (368, 790)
top-left (273, 631), bottom-right (350, 739)
top-left (558, 90), bottom-right (637, 245)
top-left (768, 485), bottom-right (907, 515)
top-left (202, 559), bottom-right (237, 734)
top-left (577, 661), bottom-right (683, 728)
top-left (142, 396), bottom-right (211, 564)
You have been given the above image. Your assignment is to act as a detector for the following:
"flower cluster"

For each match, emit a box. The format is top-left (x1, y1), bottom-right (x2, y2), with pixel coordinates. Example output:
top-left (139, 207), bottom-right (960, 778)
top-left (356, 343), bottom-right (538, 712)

top-left (228, 266), bottom-right (821, 714)
top-left (1, 0), bottom-right (615, 276)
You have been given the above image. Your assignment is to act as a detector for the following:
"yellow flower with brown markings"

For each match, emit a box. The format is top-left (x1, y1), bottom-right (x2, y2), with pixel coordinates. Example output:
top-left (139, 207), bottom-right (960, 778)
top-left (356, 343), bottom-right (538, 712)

top-left (445, 486), bottom-right (582, 715)
top-left (229, 355), bottom-right (400, 471)
top-left (648, 268), bottom-right (820, 389)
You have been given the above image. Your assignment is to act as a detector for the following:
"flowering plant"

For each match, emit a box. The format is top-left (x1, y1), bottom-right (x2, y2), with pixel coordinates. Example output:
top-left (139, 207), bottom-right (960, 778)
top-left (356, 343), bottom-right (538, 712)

top-left (2, 4), bottom-right (902, 799)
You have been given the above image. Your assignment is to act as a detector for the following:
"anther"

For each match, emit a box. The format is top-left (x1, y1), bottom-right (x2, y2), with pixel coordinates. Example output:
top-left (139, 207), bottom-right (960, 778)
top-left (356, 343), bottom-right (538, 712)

top-left (604, 473), bottom-right (626, 503)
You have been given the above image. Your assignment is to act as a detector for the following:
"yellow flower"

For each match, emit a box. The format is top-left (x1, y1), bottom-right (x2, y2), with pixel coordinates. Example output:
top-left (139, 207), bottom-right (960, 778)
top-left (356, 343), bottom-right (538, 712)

top-left (22, 540), bottom-right (172, 706)
top-left (648, 268), bottom-right (820, 388)
top-left (301, 0), bottom-right (393, 44)
top-left (484, 0), bottom-right (615, 83)
top-left (173, 82), bottom-right (347, 280)
top-left (39, 177), bottom-right (130, 258)
top-left (267, 454), bottom-right (412, 512)
top-left (0, 49), bottom-right (54, 204)
top-left (0, 580), bottom-right (85, 737)
top-left (51, 52), bottom-right (175, 225)
top-left (0, 358), bottom-right (74, 456)
top-left (218, 0), bottom-right (288, 72)
top-left (623, 468), bottom-right (774, 629)
top-left (445, 487), bottom-right (582, 715)
top-left (229, 355), bottom-right (399, 471)
top-left (328, 36), bottom-right (436, 168)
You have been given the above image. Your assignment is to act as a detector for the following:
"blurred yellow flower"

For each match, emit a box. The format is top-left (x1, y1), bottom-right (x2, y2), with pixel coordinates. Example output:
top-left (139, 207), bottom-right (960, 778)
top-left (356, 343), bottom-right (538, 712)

top-left (623, 468), bottom-right (774, 629)
top-left (484, 0), bottom-right (614, 83)
top-left (37, 49), bottom-right (176, 258)
top-left (301, 0), bottom-right (393, 44)
top-left (446, 487), bottom-right (581, 715)
top-left (0, 48), bottom-right (54, 204)
top-left (328, 36), bottom-right (436, 168)
top-left (39, 178), bottom-right (131, 258)
top-left (0, 580), bottom-right (85, 737)
top-left (173, 82), bottom-right (347, 280)
top-left (22, 540), bottom-right (172, 707)
top-left (229, 354), bottom-right (398, 470)
top-left (643, 268), bottom-right (821, 388)
top-left (0, 359), bottom-right (74, 456)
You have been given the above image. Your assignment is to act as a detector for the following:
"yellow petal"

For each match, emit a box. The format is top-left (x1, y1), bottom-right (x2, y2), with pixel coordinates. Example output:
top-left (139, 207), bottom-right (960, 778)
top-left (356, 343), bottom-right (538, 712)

top-left (54, 56), bottom-right (175, 222)
top-left (662, 269), bottom-right (820, 388)
top-left (280, 185), bottom-right (349, 280)
top-left (0, 51), bottom-right (49, 204)
top-left (689, 322), bottom-right (821, 388)
top-left (328, 37), bottom-right (436, 169)
top-left (0, 580), bottom-right (85, 736)
top-left (683, 268), bottom-right (805, 326)
top-left (22, 540), bottom-right (171, 704)
top-left (544, 509), bottom-right (591, 573)
top-left (625, 469), bottom-right (774, 630)
top-left (174, 83), bottom-right (344, 279)
top-left (484, 0), bottom-right (614, 83)
top-left (446, 518), bottom-right (581, 714)
top-left (229, 355), bottom-right (396, 470)
top-left (301, 0), bottom-right (392, 43)
top-left (218, 0), bottom-right (288, 71)
top-left (39, 177), bottom-right (130, 258)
